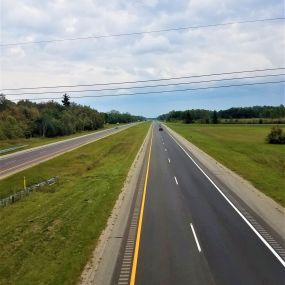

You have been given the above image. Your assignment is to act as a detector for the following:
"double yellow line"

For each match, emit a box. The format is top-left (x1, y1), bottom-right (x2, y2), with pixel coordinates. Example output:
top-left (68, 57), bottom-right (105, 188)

top-left (130, 128), bottom-right (153, 285)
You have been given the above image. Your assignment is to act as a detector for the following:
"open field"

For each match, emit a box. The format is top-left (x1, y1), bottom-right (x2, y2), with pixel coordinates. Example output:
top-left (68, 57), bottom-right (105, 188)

top-left (220, 118), bottom-right (285, 124)
top-left (0, 124), bottom-right (120, 156)
top-left (166, 123), bottom-right (285, 206)
top-left (0, 122), bottom-right (150, 285)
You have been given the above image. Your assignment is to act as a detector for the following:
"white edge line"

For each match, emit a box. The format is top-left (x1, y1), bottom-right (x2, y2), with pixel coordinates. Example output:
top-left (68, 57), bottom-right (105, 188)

top-left (0, 123), bottom-right (137, 160)
top-left (190, 223), bottom-right (202, 252)
top-left (0, 124), bottom-right (136, 179)
top-left (167, 130), bottom-right (285, 267)
top-left (174, 176), bottom-right (178, 185)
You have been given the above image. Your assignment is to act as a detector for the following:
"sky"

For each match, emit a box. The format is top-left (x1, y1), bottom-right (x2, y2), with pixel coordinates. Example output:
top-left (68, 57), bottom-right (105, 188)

top-left (0, 0), bottom-right (284, 117)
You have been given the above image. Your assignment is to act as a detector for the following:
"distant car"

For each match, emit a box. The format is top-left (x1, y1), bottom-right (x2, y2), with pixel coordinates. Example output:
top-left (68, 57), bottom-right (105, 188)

top-left (159, 126), bottom-right (163, 131)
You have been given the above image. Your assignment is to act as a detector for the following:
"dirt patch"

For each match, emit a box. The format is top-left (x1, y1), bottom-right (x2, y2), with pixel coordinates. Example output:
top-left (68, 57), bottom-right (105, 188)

top-left (47, 219), bottom-right (62, 235)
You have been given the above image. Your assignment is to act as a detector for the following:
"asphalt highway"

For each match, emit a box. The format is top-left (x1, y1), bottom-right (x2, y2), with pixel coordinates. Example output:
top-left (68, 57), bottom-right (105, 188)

top-left (0, 124), bottom-right (135, 179)
top-left (129, 123), bottom-right (285, 285)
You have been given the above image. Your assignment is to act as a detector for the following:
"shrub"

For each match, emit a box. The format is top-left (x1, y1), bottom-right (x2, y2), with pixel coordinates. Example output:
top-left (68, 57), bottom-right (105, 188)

top-left (266, 126), bottom-right (285, 144)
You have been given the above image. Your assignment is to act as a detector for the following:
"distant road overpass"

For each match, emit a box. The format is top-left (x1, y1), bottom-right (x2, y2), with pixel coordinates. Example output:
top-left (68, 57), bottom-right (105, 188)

top-left (0, 123), bottom-right (136, 179)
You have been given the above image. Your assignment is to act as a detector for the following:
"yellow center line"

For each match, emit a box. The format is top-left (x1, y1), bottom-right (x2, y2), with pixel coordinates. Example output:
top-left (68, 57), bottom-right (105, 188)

top-left (130, 126), bottom-right (154, 285)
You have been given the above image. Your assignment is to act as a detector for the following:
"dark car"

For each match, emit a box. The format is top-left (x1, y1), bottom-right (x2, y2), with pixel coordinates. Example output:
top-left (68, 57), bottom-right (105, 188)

top-left (159, 126), bottom-right (163, 131)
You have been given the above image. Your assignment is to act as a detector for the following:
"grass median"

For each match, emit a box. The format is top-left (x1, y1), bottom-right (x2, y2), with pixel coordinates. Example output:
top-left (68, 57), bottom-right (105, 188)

top-left (166, 123), bottom-right (285, 206)
top-left (0, 122), bottom-right (150, 285)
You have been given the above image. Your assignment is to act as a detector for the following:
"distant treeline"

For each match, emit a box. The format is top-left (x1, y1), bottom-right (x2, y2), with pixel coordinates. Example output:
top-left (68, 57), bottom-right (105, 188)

top-left (157, 105), bottom-right (285, 124)
top-left (103, 110), bottom-right (144, 124)
top-left (0, 95), bottom-right (144, 140)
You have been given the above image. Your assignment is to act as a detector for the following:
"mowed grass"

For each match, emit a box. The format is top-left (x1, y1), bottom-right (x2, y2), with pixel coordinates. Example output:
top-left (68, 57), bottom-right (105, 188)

top-left (167, 123), bottom-right (285, 206)
top-left (0, 122), bottom-right (150, 285)
top-left (0, 124), bottom-right (119, 156)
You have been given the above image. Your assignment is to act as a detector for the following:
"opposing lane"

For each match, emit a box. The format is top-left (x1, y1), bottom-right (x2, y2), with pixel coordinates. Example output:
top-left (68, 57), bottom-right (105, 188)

top-left (0, 123), bottom-right (136, 179)
top-left (133, 123), bottom-right (285, 285)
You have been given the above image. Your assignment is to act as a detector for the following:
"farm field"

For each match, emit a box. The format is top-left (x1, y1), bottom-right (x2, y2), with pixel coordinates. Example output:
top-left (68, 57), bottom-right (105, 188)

top-left (0, 122), bottom-right (150, 285)
top-left (167, 123), bottom-right (285, 206)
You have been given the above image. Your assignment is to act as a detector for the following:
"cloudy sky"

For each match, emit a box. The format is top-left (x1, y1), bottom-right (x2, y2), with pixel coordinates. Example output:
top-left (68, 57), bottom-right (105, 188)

top-left (1, 0), bottom-right (284, 117)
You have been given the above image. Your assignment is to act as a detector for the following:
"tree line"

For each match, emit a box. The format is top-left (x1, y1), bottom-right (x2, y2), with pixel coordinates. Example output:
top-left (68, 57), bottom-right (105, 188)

top-left (0, 94), bottom-right (144, 140)
top-left (157, 105), bottom-right (285, 124)
top-left (104, 109), bottom-right (145, 124)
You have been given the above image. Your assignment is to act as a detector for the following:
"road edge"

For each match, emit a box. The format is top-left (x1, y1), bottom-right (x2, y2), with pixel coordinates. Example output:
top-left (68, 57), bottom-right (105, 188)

top-left (0, 123), bottom-right (135, 160)
top-left (78, 123), bottom-right (152, 285)
top-left (164, 124), bottom-right (285, 240)
top-left (0, 124), bottom-right (137, 180)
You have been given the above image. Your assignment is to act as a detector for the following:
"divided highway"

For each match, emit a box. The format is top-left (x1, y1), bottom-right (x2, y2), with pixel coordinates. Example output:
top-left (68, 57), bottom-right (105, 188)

top-left (115, 123), bottom-right (285, 285)
top-left (0, 124), bottom-right (136, 179)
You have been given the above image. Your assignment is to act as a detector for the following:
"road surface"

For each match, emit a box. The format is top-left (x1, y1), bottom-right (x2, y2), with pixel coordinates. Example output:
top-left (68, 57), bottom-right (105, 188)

top-left (0, 124), bottom-right (136, 179)
top-left (114, 123), bottom-right (285, 285)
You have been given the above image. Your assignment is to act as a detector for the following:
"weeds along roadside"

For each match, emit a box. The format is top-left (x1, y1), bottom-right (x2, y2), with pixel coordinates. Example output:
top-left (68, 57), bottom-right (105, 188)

top-left (0, 122), bottom-right (150, 285)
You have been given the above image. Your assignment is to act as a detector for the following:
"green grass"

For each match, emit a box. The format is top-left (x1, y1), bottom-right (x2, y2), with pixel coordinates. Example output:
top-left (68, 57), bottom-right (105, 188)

top-left (167, 123), bottom-right (285, 206)
top-left (0, 124), bottom-right (119, 156)
top-left (0, 122), bottom-right (150, 285)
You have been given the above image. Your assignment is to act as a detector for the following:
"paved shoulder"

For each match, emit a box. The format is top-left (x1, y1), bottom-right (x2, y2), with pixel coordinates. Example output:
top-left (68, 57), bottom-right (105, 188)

top-left (0, 124), bottom-right (136, 179)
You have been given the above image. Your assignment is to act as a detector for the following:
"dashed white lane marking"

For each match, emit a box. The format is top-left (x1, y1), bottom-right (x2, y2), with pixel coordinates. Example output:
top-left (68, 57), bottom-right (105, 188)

top-left (190, 223), bottom-right (202, 252)
top-left (174, 176), bottom-right (178, 185)
top-left (167, 130), bottom-right (285, 267)
top-left (168, 158), bottom-right (171, 163)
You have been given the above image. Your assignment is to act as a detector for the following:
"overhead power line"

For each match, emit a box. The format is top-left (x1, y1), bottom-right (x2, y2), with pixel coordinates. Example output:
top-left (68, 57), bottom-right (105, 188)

top-left (10, 80), bottom-right (284, 102)
top-left (2, 67), bottom-right (284, 92)
top-left (5, 73), bottom-right (285, 96)
top-left (1, 17), bottom-right (284, 47)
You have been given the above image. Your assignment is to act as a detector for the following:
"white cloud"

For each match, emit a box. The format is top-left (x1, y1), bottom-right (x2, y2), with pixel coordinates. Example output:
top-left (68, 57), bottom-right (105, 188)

top-left (8, 46), bottom-right (26, 57)
top-left (132, 34), bottom-right (172, 54)
top-left (1, 0), bottom-right (284, 115)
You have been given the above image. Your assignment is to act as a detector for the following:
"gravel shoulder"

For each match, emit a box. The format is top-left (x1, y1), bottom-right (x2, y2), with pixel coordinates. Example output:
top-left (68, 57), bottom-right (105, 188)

top-left (78, 125), bottom-right (152, 285)
top-left (164, 124), bottom-right (285, 240)
top-left (78, 122), bottom-right (284, 285)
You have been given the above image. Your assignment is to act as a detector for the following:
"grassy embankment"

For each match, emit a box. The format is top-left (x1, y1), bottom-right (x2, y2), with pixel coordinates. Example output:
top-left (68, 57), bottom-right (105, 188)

top-left (167, 123), bottom-right (285, 206)
top-left (0, 123), bottom-right (120, 156)
top-left (0, 122), bottom-right (150, 285)
top-left (220, 118), bottom-right (285, 124)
